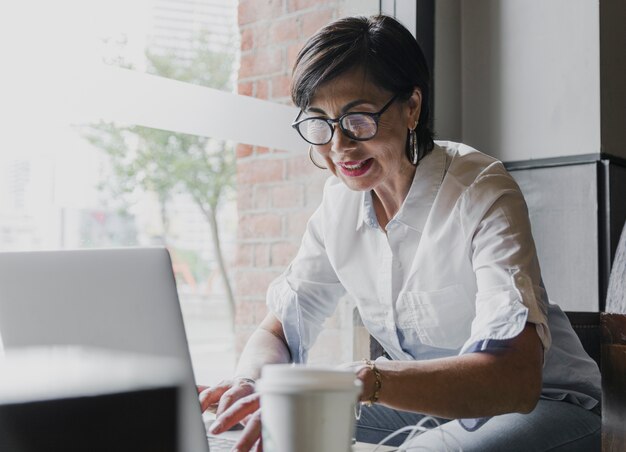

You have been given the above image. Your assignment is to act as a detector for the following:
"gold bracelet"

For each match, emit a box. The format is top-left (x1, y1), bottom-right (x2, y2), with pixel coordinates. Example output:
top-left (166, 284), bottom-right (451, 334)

top-left (362, 359), bottom-right (381, 406)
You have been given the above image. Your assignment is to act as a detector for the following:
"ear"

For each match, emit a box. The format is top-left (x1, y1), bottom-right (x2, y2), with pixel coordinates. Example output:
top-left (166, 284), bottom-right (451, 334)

top-left (406, 88), bottom-right (422, 129)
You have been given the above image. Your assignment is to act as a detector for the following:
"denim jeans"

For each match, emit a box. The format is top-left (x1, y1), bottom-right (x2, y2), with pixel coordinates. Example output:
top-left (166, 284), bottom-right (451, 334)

top-left (355, 399), bottom-right (601, 451)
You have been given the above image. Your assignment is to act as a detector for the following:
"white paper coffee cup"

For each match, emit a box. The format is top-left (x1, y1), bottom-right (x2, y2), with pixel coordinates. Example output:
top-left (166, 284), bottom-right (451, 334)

top-left (257, 364), bottom-right (362, 452)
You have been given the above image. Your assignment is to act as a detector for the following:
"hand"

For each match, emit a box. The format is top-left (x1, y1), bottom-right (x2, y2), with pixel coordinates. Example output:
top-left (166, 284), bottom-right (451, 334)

top-left (337, 361), bottom-right (375, 403)
top-left (198, 379), bottom-right (263, 451)
top-left (337, 360), bottom-right (368, 373)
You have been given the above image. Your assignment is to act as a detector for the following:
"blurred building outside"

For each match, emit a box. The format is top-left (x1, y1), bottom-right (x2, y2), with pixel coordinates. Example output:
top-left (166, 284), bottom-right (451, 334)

top-left (0, 0), bottom-right (239, 384)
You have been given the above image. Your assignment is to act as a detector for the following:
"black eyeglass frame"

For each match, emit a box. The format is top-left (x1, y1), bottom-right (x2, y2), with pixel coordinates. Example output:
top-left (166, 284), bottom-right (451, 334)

top-left (291, 94), bottom-right (399, 145)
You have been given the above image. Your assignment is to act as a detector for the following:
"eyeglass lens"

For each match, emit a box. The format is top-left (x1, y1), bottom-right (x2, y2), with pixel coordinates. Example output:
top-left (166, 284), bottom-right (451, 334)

top-left (299, 114), bottom-right (378, 145)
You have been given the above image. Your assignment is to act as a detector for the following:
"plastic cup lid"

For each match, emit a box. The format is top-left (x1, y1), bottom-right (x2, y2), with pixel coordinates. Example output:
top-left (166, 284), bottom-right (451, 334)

top-left (256, 364), bottom-right (362, 393)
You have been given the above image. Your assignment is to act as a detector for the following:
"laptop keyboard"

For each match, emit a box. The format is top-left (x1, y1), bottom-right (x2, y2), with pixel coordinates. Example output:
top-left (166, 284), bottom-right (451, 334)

top-left (204, 416), bottom-right (242, 451)
top-left (208, 434), bottom-right (237, 452)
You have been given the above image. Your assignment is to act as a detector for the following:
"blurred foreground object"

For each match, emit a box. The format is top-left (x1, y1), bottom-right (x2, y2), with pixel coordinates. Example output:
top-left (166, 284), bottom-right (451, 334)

top-left (602, 221), bottom-right (626, 451)
top-left (0, 347), bottom-right (183, 452)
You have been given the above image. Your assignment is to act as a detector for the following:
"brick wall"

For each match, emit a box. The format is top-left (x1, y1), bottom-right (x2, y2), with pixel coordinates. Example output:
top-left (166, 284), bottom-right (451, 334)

top-left (234, 0), bottom-right (377, 361)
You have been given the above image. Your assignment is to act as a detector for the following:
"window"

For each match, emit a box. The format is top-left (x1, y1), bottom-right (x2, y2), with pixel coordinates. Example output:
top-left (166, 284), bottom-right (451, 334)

top-left (0, 0), bottom-right (240, 383)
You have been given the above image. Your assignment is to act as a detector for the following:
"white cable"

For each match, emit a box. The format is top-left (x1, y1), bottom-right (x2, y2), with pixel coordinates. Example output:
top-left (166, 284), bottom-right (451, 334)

top-left (401, 427), bottom-right (464, 452)
top-left (371, 425), bottom-right (429, 452)
top-left (371, 416), bottom-right (463, 452)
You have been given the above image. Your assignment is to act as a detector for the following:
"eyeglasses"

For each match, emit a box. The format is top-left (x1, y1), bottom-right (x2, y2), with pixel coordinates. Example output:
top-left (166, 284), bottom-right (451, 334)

top-left (291, 95), bottom-right (398, 145)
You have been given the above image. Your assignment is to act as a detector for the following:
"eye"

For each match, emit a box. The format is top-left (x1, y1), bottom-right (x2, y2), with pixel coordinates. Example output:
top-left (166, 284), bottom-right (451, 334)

top-left (298, 118), bottom-right (332, 144)
top-left (342, 114), bottom-right (377, 138)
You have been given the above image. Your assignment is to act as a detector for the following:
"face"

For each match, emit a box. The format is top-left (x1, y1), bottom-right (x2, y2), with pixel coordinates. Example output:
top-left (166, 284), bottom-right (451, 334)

top-left (305, 69), bottom-right (421, 194)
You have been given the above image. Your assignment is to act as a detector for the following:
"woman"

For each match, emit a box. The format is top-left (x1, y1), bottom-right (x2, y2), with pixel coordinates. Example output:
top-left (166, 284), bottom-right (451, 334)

top-left (200, 15), bottom-right (601, 451)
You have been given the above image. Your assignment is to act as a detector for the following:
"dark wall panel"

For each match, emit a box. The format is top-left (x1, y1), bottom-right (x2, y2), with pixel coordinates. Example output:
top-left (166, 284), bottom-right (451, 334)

top-left (510, 163), bottom-right (599, 311)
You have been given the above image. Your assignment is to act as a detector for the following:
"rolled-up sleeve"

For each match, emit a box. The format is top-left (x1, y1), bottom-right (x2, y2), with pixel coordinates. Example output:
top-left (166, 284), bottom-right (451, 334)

top-left (458, 168), bottom-right (551, 355)
top-left (266, 198), bottom-right (346, 363)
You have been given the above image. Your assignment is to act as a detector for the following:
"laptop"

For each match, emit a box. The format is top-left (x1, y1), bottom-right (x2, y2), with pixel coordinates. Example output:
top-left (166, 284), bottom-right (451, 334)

top-left (0, 247), bottom-right (233, 451)
top-left (0, 248), bottom-right (392, 452)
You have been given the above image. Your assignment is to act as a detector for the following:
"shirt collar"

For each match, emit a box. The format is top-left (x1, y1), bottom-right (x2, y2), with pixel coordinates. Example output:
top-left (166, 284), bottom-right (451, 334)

top-left (356, 144), bottom-right (447, 232)
top-left (356, 190), bottom-right (378, 231)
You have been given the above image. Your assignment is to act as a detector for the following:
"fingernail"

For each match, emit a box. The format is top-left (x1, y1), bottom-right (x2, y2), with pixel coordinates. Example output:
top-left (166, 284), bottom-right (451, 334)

top-left (209, 422), bottom-right (221, 434)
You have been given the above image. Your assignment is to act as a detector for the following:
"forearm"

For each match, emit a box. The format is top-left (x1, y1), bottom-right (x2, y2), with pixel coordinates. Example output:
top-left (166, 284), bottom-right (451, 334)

top-left (361, 325), bottom-right (543, 419)
top-left (374, 354), bottom-right (538, 418)
top-left (234, 313), bottom-right (291, 380)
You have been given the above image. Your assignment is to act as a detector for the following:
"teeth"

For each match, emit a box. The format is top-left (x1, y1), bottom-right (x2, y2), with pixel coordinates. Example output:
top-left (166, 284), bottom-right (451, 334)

top-left (340, 161), bottom-right (366, 170)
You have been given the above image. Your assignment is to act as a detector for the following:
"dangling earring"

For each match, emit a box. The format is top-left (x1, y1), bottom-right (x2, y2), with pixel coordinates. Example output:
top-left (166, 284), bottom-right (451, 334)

top-left (308, 145), bottom-right (327, 170)
top-left (409, 122), bottom-right (419, 165)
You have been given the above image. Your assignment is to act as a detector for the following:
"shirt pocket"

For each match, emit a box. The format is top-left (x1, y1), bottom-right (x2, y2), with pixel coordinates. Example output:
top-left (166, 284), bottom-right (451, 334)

top-left (399, 284), bottom-right (475, 350)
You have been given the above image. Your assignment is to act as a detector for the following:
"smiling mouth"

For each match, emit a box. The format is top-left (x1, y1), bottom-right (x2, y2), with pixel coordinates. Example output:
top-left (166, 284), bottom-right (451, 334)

top-left (335, 158), bottom-right (373, 176)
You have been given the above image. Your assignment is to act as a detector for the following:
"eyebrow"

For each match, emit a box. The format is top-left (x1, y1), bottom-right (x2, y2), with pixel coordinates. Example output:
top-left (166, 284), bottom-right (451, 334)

top-left (306, 99), bottom-right (374, 116)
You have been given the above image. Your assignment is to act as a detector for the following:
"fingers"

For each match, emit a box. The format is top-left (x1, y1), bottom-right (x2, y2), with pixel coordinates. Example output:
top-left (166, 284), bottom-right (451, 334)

top-left (232, 409), bottom-right (263, 452)
top-left (198, 381), bottom-right (232, 412)
top-left (337, 361), bottom-right (367, 373)
top-left (336, 361), bottom-right (358, 370)
top-left (209, 392), bottom-right (260, 435)
top-left (334, 362), bottom-right (372, 402)
top-left (215, 382), bottom-right (256, 418)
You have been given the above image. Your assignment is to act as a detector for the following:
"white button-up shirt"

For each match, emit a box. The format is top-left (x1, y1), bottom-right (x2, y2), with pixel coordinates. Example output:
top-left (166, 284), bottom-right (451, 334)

top-left (267, 141), bottom-right (600, 411)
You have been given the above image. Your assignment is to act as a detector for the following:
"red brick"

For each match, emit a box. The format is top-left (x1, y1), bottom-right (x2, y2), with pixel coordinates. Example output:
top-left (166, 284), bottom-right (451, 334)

top-left (286, 0), bottom-right (320, 12)
top-left (237, 159), bottom-right (284, 185)
top-left (236, 143), bottom-right (254, 158)
top-left (271, 241), bottom-right (299, 266)
top-left (254, 185), bottom-right (271, 210)
top-left (272, 183), bottom-right (303, 209)
top-left (234, 300), bottom-right (268, 326)
top-left (286, 154), bottom-right (316, 179)
top-left (239, 48), bottom-right (283, 79)
top-left (235, 243), bottom-right (254, 267)
top-left (237, 185), bottom-right (254, 211)
top-left (237, 81), bottom-right (253, 97)
top-left (254, 243), bottom-right (270, 267)
top-left (256, 79), bottom-right (269, 99)
top-left (238, 1), bottom-right (253, 25)
top-left (305, 176), bottom-right (326, 207)
top-left (254, 24), bottom-right (271, 48)
top-left (287, 42), bottom-right (303, 72)
top-left (287, 209), bottom-right (314, 239)
top-left (301, 9), bottom-right (334, 38)
top-left (237, 1), bottom-right (259, 26)
top-left (235, 300), bottom-right (255, 324)
top-left (239, 213), bottom-right (282, 239)
top-left (240, 27), bottom-right (254, 51)
top-left (271, 74), bottom-right (292, 99)
top-left (239, 54), bottom-right (253, 80)
top-left (235, 270), bottom-right (281, 297)
top-left (255, 302), bottom-right (268, 322)
top-left (270, 18), bottom-right (299, 43)
top-left (238, 0), bottom-right (283, 26)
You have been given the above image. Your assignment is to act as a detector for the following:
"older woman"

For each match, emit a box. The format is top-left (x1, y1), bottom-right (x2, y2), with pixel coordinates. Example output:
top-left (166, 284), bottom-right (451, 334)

top-left (201, 15), bottom-right (601, 451)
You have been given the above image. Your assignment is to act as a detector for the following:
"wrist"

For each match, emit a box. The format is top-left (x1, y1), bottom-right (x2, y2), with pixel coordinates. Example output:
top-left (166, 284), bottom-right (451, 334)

top-left (360, 359), bottom-right (382, 405)
top-left (233, 375), bottom-right (256, 388)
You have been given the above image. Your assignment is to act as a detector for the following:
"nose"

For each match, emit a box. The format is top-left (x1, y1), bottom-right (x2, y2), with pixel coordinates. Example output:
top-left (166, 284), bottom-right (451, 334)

top-left (330, 123), bottom-right (355, 153)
